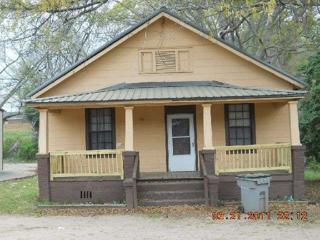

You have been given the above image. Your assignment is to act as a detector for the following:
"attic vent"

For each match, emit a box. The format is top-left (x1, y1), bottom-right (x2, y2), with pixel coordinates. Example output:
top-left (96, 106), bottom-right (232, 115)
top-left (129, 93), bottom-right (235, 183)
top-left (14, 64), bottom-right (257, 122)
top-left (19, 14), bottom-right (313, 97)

top-left (155, 50), bottom-right (176, 72)
top-left (140, 49), bottom-right (191, 73)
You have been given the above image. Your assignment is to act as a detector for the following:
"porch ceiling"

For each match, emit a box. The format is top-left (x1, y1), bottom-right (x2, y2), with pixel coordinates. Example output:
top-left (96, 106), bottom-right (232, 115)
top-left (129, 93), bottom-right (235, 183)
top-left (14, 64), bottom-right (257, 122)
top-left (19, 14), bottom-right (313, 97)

top-left (25, 81), bottom-right (306, 105)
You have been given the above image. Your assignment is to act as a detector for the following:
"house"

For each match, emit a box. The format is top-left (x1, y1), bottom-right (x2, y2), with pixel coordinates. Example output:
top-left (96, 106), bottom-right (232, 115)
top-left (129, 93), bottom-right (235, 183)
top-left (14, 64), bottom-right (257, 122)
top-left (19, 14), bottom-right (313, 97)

top-left (3, 112), bottom-right (33, 132)
top-left (26, 8), bottom-right (306, 208)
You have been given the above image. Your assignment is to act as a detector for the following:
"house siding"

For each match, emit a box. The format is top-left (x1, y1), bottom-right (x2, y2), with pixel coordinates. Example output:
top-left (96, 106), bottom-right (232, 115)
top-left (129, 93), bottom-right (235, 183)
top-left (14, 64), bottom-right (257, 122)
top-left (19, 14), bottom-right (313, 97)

top-left (255, 102), bottom-right (291, 144)
top-left (40, 17), bottom-right (294, 98)
top-left (48, 109), bottom-right (86, 152)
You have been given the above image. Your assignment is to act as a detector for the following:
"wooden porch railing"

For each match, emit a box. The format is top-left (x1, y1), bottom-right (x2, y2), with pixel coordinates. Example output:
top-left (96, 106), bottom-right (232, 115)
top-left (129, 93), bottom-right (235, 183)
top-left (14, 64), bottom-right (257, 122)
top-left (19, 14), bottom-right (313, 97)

top-left (215, 144), bottom-right (292, 175)
top-left (50, 149), bottom-right (123, 180)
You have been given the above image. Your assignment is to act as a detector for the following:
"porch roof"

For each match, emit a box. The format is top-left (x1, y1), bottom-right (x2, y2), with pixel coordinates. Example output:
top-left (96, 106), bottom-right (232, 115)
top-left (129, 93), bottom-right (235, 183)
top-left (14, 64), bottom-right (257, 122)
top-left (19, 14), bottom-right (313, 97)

top-left (26, 81), bottom-right (306, 105)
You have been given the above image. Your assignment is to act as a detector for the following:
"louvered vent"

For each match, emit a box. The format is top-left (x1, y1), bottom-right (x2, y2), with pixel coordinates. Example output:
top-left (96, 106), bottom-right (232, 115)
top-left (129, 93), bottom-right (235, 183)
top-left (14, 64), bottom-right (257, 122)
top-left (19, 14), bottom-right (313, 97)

top-left (140, 49), bottom-right (190, 73)
top-left (155, 50), bottom-right (176, 72)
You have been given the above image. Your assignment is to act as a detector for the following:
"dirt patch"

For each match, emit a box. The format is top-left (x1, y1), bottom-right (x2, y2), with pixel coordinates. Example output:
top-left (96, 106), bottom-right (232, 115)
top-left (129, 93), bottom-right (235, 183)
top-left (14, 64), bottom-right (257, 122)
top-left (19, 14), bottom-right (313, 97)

top-left (38, 202), bottom-right (320, 224)
top-left (0, 213), bottom-right (319, 240)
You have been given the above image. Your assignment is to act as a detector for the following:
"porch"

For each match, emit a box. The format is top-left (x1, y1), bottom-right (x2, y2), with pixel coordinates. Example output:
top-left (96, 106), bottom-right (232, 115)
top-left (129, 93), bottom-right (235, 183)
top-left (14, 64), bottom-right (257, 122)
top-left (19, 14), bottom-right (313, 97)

top-left (37, 142), bottom-right (303, 207)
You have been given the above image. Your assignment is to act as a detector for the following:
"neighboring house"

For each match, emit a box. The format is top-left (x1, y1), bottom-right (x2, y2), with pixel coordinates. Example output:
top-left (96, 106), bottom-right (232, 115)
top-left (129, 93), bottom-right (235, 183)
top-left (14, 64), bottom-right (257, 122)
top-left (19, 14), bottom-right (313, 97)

top-left (3, 112), bottom-right (32, 132)
top-left (26, 8), bottom-right (306, 208)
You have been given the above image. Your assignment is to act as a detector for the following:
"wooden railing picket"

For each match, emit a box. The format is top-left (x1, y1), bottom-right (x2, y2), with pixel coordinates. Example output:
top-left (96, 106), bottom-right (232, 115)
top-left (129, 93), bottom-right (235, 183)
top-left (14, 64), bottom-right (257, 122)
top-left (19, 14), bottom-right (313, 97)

top-left (50, 149), bottom-right (124, 179)
top-left (214, 144), bottom-right (292, 175)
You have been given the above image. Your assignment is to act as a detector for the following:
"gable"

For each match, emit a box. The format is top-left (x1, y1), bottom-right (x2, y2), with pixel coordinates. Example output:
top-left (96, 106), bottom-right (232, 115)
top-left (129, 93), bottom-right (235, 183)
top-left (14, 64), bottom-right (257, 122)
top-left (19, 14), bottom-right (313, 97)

top-left (33, 12), bottom-right (303, 99)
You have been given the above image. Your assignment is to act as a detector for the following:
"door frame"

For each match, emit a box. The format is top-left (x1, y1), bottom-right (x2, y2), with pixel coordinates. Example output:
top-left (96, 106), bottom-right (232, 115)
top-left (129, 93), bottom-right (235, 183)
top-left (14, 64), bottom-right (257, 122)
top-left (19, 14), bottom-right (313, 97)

top-left (165, 105), bottom-right (198, 172)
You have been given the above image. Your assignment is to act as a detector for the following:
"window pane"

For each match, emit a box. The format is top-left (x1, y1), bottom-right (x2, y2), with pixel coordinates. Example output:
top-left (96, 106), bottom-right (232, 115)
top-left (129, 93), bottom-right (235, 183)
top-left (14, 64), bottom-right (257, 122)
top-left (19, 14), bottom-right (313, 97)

top-left (90, 133), bottom-right (97, 144)
top-left (173, 137), bottom-right (190, 155)
top-left (243, 112), bottom-right (249, 119)
top-left (235, 104), bottom-right (243, 111)
top-left (229, 128), bottom-right (236, 138)
top-left (229, 112), bottom-right (236, 119)
top-left (235, 119), bottom-right (244, 127)
top-left (243, 119), bottom-right (250, 127)
top-left (229, 119), bottom-right (236, 127)
top-left (243, 104), bottom-right (249, 111)
top-left (229, 105), bottom-right (236, 111)
top-left (236, 138), bottom-right (244, 145)
top-left (230, 139), bottom-right (237, 145)
top-left (172, 119), bottom-right (189, 136)
top-left (244, 128), bottom-right (251, 138)
top-left (237, 128), bottom-right (243, 138)
top-left (236, 112), bottom-right (243, 119)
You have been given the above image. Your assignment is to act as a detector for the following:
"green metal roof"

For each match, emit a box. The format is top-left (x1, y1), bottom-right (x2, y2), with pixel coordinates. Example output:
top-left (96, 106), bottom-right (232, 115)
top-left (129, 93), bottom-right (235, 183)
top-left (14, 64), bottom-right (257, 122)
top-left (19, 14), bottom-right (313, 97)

top-left (26, 81), bottom-right (306, 105)
top-left (28, 7), bottom-right (305, 98)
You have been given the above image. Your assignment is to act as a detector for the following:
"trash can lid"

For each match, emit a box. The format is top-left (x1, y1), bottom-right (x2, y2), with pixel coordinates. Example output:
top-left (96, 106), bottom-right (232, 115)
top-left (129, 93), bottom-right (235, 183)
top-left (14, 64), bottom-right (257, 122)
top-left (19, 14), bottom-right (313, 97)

top-left (236, 173), bottom-right (271, 179)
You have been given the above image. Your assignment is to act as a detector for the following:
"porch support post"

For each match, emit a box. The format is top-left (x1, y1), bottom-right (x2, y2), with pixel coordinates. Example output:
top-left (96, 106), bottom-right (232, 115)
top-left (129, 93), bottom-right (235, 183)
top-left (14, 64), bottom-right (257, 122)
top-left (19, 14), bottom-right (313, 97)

top-left (37, 153), bottom-right (51, 201)
top-left (288, 101), bottom-right (301, 146)
top-left (123, 151), bottom-right (139, 209)
top-left (38, 109), bottom-right (48, 154)
top-left (202, 104), bottom-right (213, 149)
top-left (288, 101), bottom-right (304, 199)
top-left (200, 150), bottom-right (219, 206)
top-left (124, 106), bottom-right (134, 151)
top-left (291, 146), bottom-right (305, 200)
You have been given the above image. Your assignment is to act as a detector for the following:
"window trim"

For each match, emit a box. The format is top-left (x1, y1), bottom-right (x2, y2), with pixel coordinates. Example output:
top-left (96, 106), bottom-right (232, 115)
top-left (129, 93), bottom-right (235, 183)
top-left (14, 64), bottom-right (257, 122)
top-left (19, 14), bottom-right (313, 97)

top-left (139, 48), bottom-right (192, 74)
top-left (224, 104), bottom-right (256, 146)
top-left (85, 108), bottom-right (116, 150)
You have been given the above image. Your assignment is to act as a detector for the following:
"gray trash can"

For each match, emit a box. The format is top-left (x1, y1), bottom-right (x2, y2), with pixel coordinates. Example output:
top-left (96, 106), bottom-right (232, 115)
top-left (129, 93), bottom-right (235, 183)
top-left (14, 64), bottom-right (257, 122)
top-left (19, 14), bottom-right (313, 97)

top-left (236, 173), bottom-right (271, 213)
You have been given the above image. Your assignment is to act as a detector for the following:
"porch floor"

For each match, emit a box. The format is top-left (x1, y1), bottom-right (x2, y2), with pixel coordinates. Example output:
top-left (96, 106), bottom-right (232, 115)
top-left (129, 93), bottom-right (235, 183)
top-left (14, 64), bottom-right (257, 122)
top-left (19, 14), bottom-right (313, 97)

top-left (139, 171), bottom-right (202, 180)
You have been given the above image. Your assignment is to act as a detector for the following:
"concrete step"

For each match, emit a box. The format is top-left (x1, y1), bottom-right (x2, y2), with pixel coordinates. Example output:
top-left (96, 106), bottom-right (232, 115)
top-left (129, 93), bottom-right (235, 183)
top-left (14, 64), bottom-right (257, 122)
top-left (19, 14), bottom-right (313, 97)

top-left (139, 198), bottom-right (206, 206)
top-left (139, 190), bottom-right (204, 200)
top-left (137, 180), bottom-right (204, 192)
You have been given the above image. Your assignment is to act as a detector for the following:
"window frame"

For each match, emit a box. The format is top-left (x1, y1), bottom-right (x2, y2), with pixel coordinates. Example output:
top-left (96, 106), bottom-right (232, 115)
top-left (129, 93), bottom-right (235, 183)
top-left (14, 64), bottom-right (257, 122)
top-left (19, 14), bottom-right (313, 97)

top-left (139, 48), bottom-right (192, 74)
top-left (224, 103), bottom-right (256, 146)
top-left (85, 108), bottom-right (116, 150)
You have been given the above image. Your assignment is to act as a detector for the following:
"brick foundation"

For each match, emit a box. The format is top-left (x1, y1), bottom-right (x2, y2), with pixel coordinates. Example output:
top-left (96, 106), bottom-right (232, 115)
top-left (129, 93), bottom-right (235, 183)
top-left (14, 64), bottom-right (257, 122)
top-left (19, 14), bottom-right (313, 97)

top-left (37, 153), bottom-right (51, 201)
top-left (50, 180), bottom-right (124, 204)
top-left (292, 145), bottom-right (305, 200)
top-left (199, 149), bottom-right (219, 206)
top-left (36, 146), bottom-right (305, 205)
top-left (123, 151), bottom-right (139, 209)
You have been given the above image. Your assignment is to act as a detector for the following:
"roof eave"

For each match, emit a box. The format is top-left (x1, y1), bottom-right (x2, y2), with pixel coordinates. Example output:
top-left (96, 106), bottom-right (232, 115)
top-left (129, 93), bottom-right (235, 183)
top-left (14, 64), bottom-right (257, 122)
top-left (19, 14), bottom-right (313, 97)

top-left (26, 95), bottom-right (306, 108)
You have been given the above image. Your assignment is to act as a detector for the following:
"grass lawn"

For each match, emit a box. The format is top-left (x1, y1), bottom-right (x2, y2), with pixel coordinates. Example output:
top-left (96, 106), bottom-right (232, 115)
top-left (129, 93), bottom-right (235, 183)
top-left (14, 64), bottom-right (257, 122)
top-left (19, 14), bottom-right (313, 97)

top-left (305, 169), bottom-right (320, 181)
top-left (0, 177), bottom-right (38, 214)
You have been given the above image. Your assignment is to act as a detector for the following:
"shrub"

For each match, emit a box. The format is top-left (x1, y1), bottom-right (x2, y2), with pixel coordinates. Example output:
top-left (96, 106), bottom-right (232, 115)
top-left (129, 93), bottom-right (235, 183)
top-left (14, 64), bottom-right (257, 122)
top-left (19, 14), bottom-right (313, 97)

top-left (3, 130), bottom-right (38, 162)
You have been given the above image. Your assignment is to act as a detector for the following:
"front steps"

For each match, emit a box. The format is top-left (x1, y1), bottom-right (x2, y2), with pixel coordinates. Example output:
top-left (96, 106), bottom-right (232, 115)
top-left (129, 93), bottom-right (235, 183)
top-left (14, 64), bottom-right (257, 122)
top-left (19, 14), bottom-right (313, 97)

top-left (137, 179), bottom-right (206, 206)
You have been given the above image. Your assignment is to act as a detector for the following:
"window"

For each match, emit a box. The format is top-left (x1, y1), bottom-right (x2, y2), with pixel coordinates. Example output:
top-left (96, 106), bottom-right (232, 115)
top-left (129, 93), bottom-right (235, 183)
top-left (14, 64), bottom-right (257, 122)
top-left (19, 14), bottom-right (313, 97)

top-left (225, 104), bottom-right (255, 146)
top-left (140, 49), bottom-right (190, 73)
top-left (86, 108), bottom-right (115, 150)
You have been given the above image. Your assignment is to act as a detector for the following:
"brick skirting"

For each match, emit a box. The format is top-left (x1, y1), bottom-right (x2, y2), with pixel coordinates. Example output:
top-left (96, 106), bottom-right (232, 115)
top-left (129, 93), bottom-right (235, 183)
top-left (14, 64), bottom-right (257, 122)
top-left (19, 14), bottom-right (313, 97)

top-left (37, 145), bottom-right (305, 205)
top-left (50, 180), bottom-right (124, 204)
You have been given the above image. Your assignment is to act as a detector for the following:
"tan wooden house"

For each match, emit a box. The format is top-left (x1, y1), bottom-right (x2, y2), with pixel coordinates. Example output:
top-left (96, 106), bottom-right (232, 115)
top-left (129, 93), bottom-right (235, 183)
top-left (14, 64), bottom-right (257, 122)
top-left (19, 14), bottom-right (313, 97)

top-left (27, 8), bottom-right (306, 207)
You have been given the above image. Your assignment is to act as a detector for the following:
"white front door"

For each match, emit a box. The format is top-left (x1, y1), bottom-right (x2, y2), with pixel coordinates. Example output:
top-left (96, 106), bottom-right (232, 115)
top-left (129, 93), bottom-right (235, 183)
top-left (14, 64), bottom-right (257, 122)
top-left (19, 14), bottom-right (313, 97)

top-left (167, 114), bottom-right (196, 171)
